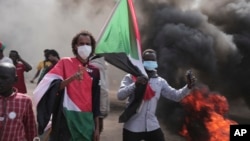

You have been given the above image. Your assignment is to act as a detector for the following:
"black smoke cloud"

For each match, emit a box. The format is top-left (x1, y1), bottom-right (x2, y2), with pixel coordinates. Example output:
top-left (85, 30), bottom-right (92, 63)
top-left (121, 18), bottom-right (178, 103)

top-left (137, 0), bottom-right (249, 106)
top-left (135, 0), bottom-right (250, 138)
top-left (200, 0), bottom-right (250, 105)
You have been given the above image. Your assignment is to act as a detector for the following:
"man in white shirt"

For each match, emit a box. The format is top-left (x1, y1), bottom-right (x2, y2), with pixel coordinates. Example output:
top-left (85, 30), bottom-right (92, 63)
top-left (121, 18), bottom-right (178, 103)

top-left (117, 49), bottom-right (196, 141)
top-left (90, 55), bottom-right (110, 133)
top-left (0, 42), bottom-right (13, 64)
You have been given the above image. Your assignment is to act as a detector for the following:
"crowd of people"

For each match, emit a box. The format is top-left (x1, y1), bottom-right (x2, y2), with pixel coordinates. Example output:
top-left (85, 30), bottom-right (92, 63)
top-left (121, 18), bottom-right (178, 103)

top-left (0, 30), bottom-right (195, 141)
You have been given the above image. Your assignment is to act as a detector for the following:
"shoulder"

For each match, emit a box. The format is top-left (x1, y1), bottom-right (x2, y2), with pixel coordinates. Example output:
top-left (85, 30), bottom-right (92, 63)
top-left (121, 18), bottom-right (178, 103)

top-left (38, 61), bottom-right (43, 65)
top-left (61, 57), bottom-right (73, 60)
top-left (123, 74), bottom-right (133, 80)
top-left (88, 64), bottom-right (100, 73)
top-left (45, 61), bottom-right (52, 66)
top-left (154, 76), bottom-right (169, 86)
top-left (125, 74), bottom-right (132, 78)
top-left (89, 56), bottom-right (107, 70)
top-left (156, 76), bottom-right (166, 81)
top-left (59, 57), bottom-right (77, 63)
top-left (1, 57), bottom-right (13, 63)
top-left (88, 63), bottom-right (99, 70)
top-left (3, 56), bottom-right (12, 60)
top-left (16, 62), bottom-right (24, 66)
top-left (56, 57), bottom-right (74, 65)
top-left (15, 93), bottom-right (32, 102)
top-left (87, 64), bottom-right (100, 78)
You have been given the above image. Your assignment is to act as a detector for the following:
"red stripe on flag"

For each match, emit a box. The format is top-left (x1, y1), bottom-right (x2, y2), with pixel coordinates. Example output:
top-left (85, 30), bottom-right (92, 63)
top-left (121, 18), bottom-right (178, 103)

top-left (128, 0), bottom-right (142, 54)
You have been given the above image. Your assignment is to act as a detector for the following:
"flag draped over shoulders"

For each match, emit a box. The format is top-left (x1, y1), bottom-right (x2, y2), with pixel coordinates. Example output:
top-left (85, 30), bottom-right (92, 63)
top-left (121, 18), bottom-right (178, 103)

top-left (95, 0), bottom-right (146, 77)
top-left (33, 57), bottom-right (95, 141)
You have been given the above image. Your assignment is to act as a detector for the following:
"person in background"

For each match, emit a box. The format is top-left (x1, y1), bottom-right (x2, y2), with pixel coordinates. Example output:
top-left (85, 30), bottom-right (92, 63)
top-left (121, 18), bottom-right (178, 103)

top-left (117, 49), bottom-right (196, 141)
top-left (33, 30), bottom-right (101, 141)
top-left (90, 55), bottom-right (110, 133)
top-left (38, 49), bottom-right (60, 81)
top-left (0, 41), bottom-right (13, 64)
top-left (9, 50), bottom-right (32, 94)
top-left (30, 49), bottom-right (52, 84)
top-left (36, 49), bottom-right (60, 141)
top-left (0, 62), bottom-right (38, 141)
top-left (47, 49), bottom-right (60, 68)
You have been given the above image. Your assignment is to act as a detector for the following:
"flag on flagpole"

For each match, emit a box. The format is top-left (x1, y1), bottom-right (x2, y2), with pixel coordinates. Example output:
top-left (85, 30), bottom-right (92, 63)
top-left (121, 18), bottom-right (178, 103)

top-left (95, 0), bottom-right (147, 77)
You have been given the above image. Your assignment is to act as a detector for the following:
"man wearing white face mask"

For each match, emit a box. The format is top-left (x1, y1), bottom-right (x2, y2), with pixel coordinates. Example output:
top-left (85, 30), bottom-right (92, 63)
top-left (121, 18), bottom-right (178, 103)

top-left (34, 30), bottom-right (101, 141)
top-left (117, 49), bottom-right (196, 141)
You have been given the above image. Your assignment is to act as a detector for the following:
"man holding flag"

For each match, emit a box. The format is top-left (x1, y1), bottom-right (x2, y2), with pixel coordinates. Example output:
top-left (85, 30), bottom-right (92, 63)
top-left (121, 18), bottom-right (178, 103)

top-left (95, 0), bottom-right (147, 77)
top-left (34, 30), bottom-right (101, 141)
top-left (94, 0), bottom-right (196, 140)
top-left (117, 49), bottom-right (196, 141)
top-left (95, 0), bottom-right (147, 135)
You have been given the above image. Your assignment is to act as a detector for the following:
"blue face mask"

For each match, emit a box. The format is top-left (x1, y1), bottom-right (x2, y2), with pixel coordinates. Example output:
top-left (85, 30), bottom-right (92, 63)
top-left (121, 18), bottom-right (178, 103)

top-left (143, 61), bottom-right (158, 71)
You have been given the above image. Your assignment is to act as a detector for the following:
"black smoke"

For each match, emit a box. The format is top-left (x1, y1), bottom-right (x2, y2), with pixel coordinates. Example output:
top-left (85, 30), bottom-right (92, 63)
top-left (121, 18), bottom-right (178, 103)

top-left (135, 0), bottom-right (250, 139)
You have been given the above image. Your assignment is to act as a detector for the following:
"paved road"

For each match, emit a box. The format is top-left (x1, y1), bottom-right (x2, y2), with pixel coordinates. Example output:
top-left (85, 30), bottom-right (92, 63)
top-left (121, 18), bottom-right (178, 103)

top-left (26, 77), bottom-right (250, 141)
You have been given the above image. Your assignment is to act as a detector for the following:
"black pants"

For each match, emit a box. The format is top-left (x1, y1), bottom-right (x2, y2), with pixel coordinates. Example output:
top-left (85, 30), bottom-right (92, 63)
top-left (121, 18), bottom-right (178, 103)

top-left (123, 128), bottom-right (165, 141)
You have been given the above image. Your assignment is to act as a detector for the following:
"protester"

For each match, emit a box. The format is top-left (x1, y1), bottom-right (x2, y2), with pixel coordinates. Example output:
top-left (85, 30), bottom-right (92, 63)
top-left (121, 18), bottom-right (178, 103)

top-left (9, 50), bottom-right (32, 94)
top-left (47, 49), bottom-right (60, 67)
top-left (35, 49), bottom-right (60, 141)
top-left (117, 49), bottom-right (196, 141)
top-left (33, 30), bottom-right (101, 141)
top-left (0, 62), bottom-right (38, 141)
top-left (30, 49), bottom-right (52, 84)
top-left (0, 41), bottom-right (13, 64)
top-left (39, 49), bottom-right (60, 81)
top-left (90, 55), bottom-right (110, 133)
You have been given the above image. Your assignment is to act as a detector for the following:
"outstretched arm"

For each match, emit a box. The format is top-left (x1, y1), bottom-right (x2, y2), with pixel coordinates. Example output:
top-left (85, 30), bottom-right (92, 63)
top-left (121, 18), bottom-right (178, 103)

top-left (161, 70), bottom-right (196, 102)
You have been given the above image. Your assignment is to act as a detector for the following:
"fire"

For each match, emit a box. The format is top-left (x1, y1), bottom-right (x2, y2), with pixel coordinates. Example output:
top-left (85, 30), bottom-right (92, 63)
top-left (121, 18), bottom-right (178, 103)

top-left (179, 87), bottom-right (238, 141)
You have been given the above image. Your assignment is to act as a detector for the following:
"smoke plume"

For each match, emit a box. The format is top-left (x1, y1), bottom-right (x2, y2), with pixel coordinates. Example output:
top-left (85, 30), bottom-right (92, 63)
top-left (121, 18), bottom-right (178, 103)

top-left (0, 0), bottom-right (115, 79)
top-left (1, 0), bottom-right (250, 140)
top-left (135, 0), bottom-right (250, 139)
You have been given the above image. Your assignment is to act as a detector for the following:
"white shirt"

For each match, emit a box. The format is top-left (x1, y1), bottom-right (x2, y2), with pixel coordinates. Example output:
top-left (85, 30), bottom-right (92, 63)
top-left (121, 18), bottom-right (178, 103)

top-left (0, 56), bottom-right (13, 64)
top-left (117, 74), bottom-right (190, 132)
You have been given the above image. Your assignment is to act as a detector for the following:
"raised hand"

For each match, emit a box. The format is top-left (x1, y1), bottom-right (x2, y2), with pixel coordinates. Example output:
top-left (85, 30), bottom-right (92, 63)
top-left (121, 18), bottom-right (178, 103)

top-left (73, 65), bottom-right (86, 80)
top-left (186, 70), bottom-right (196, 89)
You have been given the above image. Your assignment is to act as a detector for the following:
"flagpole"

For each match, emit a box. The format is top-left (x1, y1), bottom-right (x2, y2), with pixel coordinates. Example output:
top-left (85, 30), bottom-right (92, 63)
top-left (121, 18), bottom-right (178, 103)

top-left (96, 0), bottom-right (121, 42)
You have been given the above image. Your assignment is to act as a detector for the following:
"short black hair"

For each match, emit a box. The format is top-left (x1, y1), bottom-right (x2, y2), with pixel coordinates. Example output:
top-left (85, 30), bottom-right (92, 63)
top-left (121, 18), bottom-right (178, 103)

top-left (143, 49), bottom-right (156, 56)
top-left (10, 50), bottom-right (18, 54)
top-left (47, 49), bottom-right (60, 59)
top-left (44, 49), bottom-right (50, 53)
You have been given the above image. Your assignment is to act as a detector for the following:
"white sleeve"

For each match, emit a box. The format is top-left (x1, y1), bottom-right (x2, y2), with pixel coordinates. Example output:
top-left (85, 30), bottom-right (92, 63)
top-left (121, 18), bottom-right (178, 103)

top-left (160, 78), bottom-right (190, 102)
top-left (117, 74), bottom-right (136, 100)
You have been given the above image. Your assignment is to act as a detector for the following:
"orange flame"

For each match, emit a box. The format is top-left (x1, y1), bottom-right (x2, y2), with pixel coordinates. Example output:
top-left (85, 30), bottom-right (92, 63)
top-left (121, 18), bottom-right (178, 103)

top-left (179, 87), bottom-right (238, 141)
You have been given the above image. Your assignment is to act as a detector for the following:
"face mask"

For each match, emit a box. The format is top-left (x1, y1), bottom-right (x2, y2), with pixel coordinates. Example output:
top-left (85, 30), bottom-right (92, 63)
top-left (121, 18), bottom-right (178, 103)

top-left (77, 45), bottom-right (92, 60)
top-left (143, 61), bottom-right (158, 71)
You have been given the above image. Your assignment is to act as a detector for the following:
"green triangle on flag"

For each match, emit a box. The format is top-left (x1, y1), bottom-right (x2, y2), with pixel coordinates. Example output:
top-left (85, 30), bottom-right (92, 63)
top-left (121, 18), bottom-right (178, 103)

top-left (95, 0), bottom-right (147, 77)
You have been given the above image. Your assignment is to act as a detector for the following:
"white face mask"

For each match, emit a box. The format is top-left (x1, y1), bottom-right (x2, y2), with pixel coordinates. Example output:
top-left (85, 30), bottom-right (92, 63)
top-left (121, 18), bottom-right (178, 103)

top-left (77, 45), bottom-right (92, 60)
